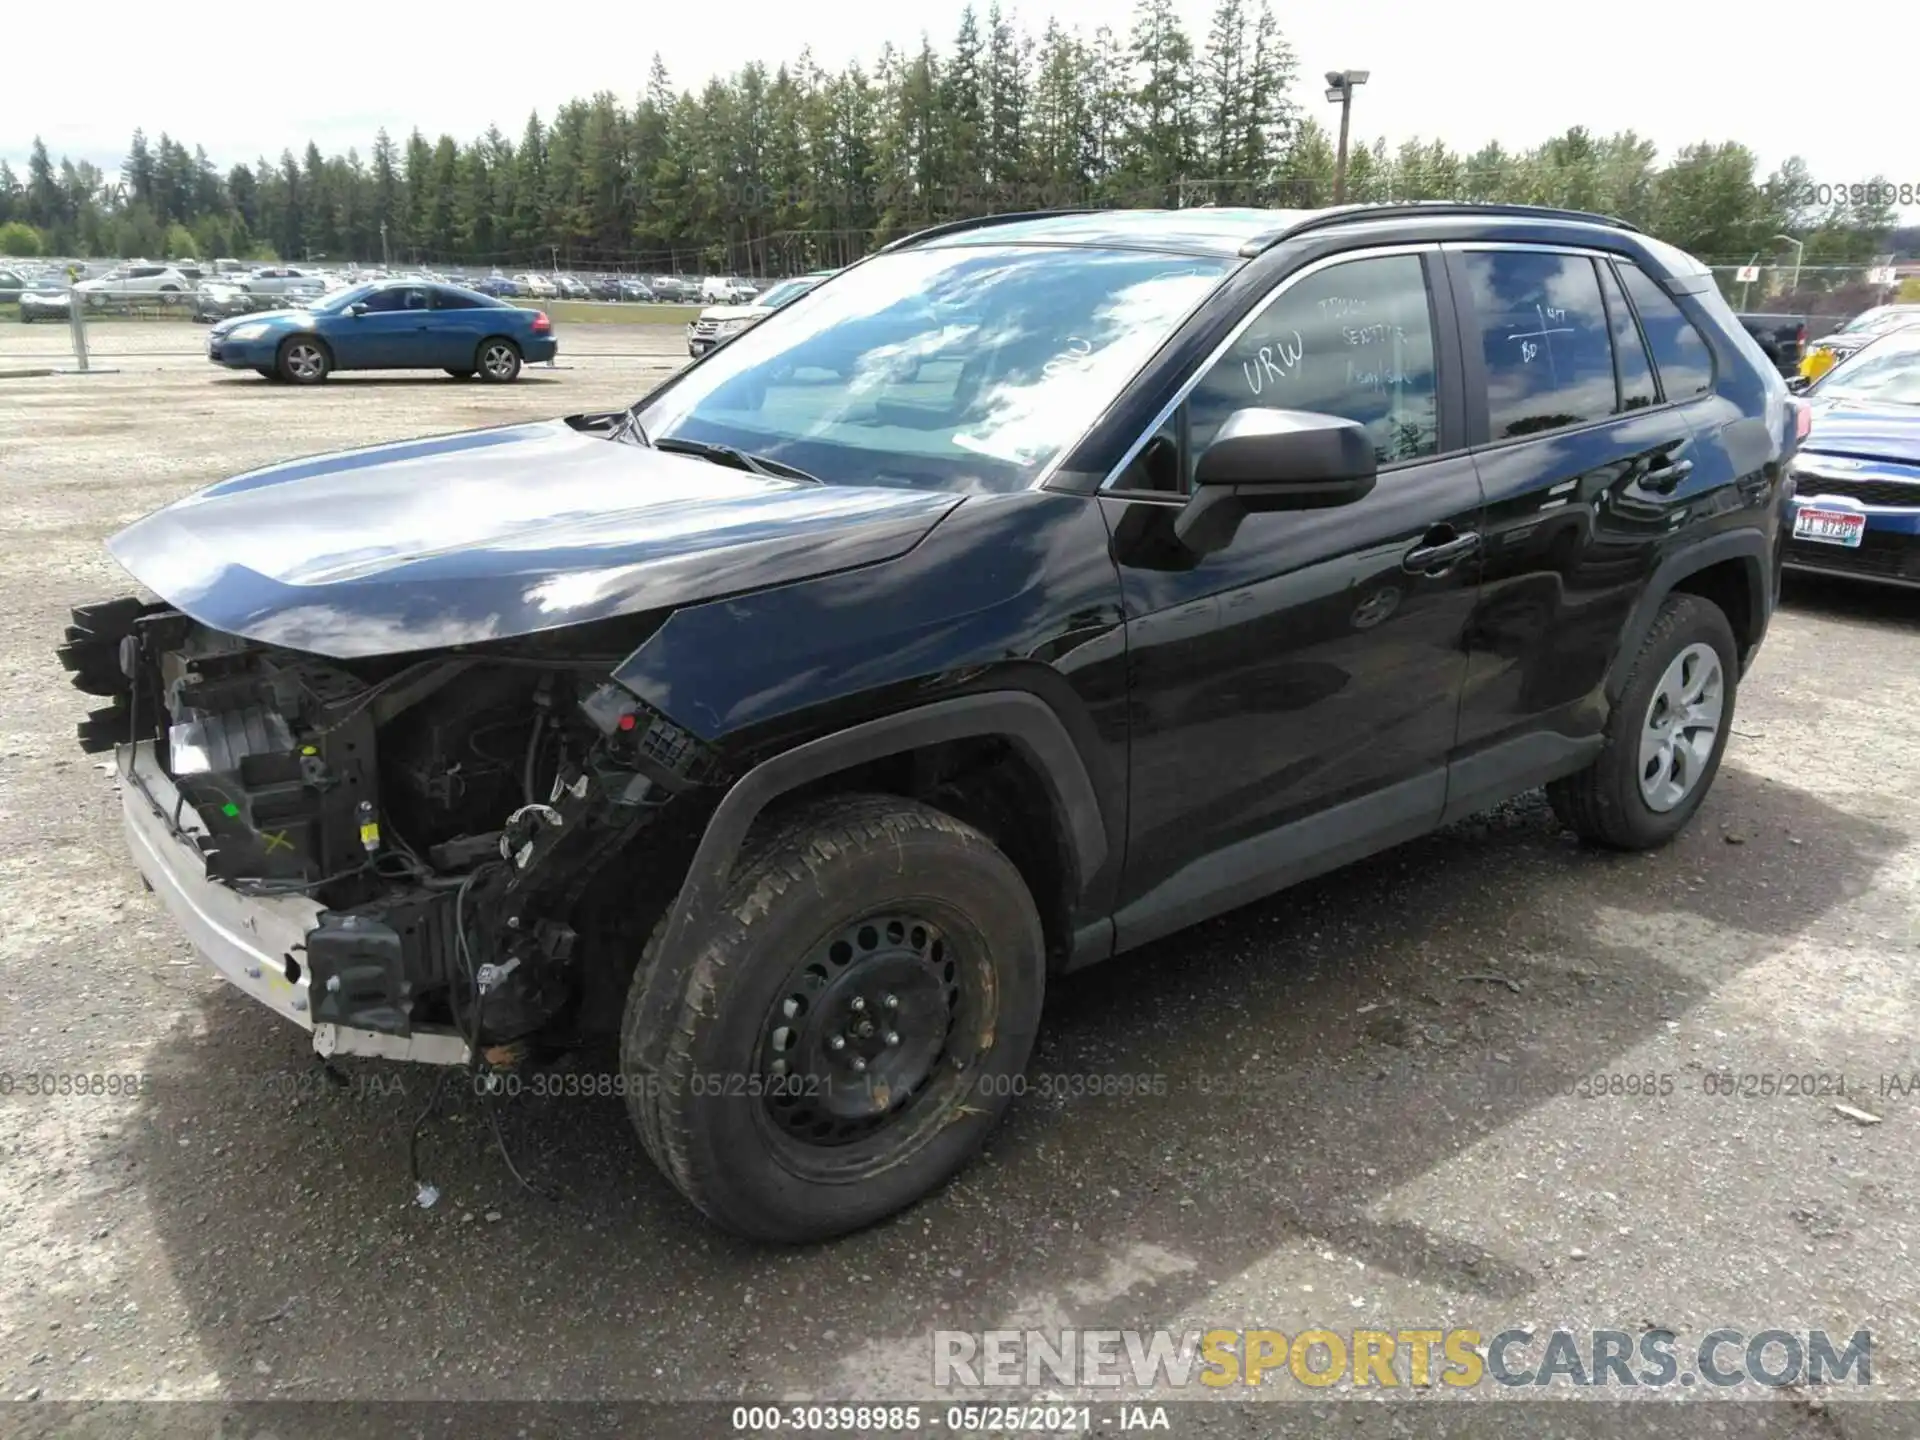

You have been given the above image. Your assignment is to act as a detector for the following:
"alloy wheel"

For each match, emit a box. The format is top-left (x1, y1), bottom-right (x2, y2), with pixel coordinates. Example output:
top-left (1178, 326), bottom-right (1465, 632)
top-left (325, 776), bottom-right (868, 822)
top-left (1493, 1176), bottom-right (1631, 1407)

top-left (284, 342), bottom-right (325, 381)
top-left (482, 342), bottom-right (518, 378)
top-left (1638, 641), bottom-right (1724, 812)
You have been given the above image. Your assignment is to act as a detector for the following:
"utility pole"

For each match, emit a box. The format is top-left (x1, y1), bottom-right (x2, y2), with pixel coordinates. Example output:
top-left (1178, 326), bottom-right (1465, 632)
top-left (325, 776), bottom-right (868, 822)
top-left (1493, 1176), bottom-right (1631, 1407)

top-left (1325, 69), bottom-right (1370, 205)
top-left (380, 221), bottom-right (390, 268)
top-left (1773, 232), bottom-right (1804, 298)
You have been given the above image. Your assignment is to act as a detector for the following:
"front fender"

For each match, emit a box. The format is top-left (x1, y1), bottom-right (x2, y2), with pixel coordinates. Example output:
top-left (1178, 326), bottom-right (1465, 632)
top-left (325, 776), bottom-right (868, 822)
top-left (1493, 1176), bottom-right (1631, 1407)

top-left (627, 691), bottom-right (1112, 1074)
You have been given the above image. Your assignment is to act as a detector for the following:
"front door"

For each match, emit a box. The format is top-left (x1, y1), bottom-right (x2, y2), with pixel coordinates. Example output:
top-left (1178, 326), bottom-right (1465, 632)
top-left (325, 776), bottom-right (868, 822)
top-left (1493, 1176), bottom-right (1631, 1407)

top-left (1102, 248), bottom-right (1485, 950)
top-left (331, 285), bottom-right (434, 368)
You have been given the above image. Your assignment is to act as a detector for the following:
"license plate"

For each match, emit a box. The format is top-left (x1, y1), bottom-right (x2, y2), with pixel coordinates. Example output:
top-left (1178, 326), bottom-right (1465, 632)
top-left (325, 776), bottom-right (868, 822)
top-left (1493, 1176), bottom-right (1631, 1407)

top-left (1793, 507), bottom-right (1866, 547)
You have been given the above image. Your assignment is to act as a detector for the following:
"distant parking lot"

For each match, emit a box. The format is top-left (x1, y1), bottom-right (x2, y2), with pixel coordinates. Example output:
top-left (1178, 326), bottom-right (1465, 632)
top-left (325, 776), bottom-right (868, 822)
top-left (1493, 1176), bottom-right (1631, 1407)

top-left (1, 332), bottom-right (1918, 1426)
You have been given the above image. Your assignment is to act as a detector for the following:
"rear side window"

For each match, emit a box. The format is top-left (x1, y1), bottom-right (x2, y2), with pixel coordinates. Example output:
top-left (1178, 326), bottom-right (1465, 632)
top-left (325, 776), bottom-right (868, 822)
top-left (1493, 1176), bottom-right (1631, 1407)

top-left (1597, 263), bottom-right (1657, 412)
top-left (434, 289), bottom-right (481, 309)
top-left (1461, 250), bottom-right (1616, 439)
top-left (1617, 264), bottom-right (1713, 398)
top-left (361, 287), bottom-right (429, 313)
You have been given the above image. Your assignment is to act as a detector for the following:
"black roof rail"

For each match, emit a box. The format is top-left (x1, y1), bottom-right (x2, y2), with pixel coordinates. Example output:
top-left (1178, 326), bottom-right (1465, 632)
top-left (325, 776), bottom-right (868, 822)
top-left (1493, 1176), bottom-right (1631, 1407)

top-left (878, 209), bottom-right (1103, 254)
top-left (1239, 202), bottom-right (1643, 257)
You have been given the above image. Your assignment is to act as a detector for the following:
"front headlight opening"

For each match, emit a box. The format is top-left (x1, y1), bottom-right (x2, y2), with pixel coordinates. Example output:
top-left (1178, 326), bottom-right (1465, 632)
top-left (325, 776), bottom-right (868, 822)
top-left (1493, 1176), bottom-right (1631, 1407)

top-left (229, 322), bottom-right (270, 341)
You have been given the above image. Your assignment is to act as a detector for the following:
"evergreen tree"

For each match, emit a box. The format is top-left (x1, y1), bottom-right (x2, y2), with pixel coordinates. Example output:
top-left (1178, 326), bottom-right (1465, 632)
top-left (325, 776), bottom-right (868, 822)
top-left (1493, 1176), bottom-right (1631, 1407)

top-left (371, 129), bottom-right (401, 260)
top-left (1121, 0), bottom-right (1198, 205)
top-left (8, 17), bottom-right (1899, 270)
top-left (122, 129), bottom-right (154, 210)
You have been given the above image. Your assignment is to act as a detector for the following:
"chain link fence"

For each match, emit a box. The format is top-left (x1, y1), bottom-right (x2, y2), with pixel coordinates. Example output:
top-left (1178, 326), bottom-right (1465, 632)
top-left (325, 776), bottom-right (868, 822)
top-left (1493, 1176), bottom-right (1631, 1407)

top-left (1705, 263), bottom-right (1915, 336)
top-left (9, 238), bottom-right (1916, 371)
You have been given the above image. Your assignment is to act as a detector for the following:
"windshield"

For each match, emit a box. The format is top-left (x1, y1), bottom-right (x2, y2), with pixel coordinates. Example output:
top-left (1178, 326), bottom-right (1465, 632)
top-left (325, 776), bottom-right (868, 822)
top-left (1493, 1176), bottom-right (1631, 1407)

top-left (1814, 334), bottom-right (1920, 405)
top-left (754, 278), bottom-right (820, 309)
top-left (1842, 307), bottom-right (1915, 335)
top-left (637, 245), bottom-right (1234, 493)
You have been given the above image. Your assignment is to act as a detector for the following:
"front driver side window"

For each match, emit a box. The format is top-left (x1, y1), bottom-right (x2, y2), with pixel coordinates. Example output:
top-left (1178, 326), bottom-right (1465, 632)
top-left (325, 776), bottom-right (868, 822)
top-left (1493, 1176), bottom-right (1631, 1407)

top-left (1188, 254), bottom-right (1440, 472)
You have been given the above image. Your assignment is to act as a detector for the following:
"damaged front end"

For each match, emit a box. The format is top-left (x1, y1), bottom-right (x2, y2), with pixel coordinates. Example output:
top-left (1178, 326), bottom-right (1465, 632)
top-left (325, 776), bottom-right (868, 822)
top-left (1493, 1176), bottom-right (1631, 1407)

top-left (62, 598), bottom-right (716, 1066)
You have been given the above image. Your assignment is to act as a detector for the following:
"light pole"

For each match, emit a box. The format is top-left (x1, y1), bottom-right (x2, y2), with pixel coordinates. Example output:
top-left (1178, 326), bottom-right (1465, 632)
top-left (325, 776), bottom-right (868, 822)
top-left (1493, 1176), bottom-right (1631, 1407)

top-left (1773, 232), bottom-right (1804, 297)
top-left (1325, 69), bottom-right (1370, 205)
top-left (380, 220), bottom-right (390, 268)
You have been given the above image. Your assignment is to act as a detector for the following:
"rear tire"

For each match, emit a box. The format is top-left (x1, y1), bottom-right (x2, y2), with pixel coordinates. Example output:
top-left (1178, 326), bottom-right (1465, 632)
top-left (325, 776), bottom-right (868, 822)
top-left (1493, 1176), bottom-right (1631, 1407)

top-left (1547, 593), bottom-right (1737, 850)
top-left (621, 794), bottom-right (1045, 1243)
top-left (475, 337), bottom-right (522, 383)
top-left (276, 335), bottom-right (331, 384)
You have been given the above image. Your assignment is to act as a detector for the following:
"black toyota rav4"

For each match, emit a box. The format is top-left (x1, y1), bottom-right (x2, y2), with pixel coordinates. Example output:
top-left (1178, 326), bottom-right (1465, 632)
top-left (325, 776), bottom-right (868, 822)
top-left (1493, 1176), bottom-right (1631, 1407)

top-left (65, 204), bottom-right (1800, 1242)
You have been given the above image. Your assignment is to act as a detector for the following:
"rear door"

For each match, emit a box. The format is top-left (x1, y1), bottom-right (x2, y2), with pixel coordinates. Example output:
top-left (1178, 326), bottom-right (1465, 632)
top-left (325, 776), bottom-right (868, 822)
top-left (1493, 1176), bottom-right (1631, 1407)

top-left (1442, 243), bottom-right (1709, 817)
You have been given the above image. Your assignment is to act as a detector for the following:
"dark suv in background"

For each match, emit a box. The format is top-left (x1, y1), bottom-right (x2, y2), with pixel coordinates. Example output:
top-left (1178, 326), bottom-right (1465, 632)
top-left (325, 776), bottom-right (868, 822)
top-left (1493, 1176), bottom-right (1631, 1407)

top-left (66, 204), bottom-right (1799, 1243)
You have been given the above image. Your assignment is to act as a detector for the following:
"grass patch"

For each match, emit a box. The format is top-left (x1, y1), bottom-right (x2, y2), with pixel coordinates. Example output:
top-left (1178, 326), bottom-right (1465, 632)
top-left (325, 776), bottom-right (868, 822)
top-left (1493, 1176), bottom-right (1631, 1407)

top-left (541, 300), bottom-right (700, 326)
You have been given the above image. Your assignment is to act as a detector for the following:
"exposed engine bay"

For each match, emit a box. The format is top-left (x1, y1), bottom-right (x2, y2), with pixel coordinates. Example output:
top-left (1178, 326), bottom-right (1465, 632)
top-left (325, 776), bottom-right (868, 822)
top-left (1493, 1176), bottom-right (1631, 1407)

top-left (65, 598), bottom-right (716, 1057)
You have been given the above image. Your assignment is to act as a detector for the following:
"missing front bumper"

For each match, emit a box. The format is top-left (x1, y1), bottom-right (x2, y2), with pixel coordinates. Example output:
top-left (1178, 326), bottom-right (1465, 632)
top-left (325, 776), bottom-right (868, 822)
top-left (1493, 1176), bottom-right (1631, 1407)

top-left (117, 739), bottom-right (470, 1066)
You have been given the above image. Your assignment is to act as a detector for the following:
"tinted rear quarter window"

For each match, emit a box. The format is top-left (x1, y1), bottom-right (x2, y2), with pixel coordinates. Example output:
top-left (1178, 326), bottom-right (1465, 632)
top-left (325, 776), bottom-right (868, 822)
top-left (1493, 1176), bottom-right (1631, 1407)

top-left (1597, 262), bottom-right (1657, 412)
top-left (1617, 264), bottom-right (1714, 399)
top-left (1462, 250), bottom-right (1616, 438)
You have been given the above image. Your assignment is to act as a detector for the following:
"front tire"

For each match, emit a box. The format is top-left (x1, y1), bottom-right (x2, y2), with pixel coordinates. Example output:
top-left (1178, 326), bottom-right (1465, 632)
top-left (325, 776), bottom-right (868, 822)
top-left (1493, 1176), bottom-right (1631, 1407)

top-left (476, 337), bottom-right (522, 382)
top-left (621, 795), bottom-right (1045, 1242)
top-left (1548, 593), bottom-right (1737, 850)
top-left (276, 335), bottom-right (331, 384)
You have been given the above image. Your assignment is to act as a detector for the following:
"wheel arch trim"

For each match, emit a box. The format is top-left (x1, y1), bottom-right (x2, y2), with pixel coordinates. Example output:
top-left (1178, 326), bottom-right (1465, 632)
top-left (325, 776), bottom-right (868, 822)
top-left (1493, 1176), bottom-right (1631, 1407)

top-left (1606, 527), bottom-right (1771, 703)
top-left (630, 692), bottom-right (1108, 1070)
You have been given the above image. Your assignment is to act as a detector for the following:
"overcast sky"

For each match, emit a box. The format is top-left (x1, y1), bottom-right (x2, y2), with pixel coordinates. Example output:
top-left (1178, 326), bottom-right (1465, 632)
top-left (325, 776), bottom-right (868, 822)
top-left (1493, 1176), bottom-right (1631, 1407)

top-left (3, 0), bottom-right (1907, 208)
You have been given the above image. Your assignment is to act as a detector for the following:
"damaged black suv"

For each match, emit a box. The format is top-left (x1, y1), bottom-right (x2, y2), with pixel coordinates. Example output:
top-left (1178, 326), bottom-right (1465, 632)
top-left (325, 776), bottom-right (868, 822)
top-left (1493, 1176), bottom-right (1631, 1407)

top-left (65, 205), bottom-right (1798, 1242)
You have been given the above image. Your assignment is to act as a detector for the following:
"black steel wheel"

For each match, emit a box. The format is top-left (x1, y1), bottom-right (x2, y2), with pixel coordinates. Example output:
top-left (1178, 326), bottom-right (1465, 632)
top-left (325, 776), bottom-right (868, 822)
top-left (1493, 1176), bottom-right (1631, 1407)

top-left (757, 909), bottom-right (977, 1162)
top-left (621, 794), bottom-right (1044, 1242)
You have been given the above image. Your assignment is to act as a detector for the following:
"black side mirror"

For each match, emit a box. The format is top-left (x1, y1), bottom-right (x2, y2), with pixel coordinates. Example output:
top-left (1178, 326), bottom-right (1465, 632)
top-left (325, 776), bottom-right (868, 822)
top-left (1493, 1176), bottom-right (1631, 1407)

top-left (1174, 408), bottom-right (1379, 556)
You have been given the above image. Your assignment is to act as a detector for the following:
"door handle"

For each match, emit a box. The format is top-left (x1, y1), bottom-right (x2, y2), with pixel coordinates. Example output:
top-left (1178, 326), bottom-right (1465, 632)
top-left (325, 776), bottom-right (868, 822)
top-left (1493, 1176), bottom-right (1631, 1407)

top-left (1403, 530), bottom-right (1481, 573)
top-left (1642, 457), bottom-right (1694, 494)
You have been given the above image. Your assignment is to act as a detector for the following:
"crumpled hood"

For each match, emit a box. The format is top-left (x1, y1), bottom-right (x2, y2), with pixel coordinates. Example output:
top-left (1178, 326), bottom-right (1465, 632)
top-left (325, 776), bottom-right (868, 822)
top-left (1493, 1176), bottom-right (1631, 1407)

top-left (1801, 398), bottom-right (1920, 468)
top-left (107, 419), bottom-right (961, 659)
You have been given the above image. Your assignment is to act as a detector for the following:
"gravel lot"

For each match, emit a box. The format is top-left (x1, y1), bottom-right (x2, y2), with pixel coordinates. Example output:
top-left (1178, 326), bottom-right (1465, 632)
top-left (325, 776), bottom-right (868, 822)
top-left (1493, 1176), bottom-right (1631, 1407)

top-left (1, 326), bottom-right (1917, 1433)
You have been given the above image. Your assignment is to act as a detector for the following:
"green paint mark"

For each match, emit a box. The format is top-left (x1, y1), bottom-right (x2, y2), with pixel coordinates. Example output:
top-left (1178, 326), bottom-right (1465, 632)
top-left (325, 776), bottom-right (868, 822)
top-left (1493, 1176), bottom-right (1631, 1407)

top-left (221, 803), bottom-right (240, 818)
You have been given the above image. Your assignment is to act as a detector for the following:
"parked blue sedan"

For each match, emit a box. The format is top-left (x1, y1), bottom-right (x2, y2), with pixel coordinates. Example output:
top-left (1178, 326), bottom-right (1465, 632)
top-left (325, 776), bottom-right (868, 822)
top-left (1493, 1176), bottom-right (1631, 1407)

top-left (206, 280), bottom-right (557, 383)
top-left (1784, 327), bottom-right (1920, 587)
